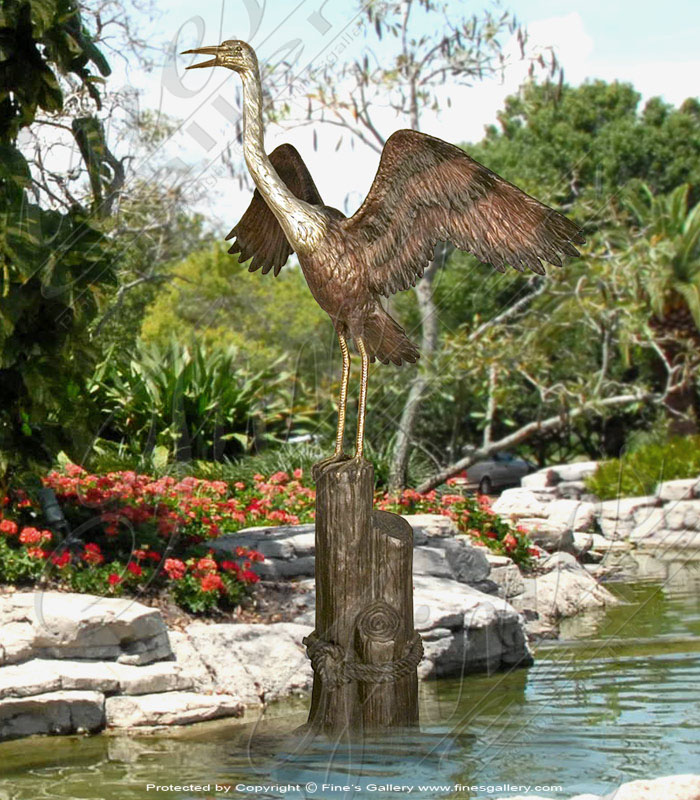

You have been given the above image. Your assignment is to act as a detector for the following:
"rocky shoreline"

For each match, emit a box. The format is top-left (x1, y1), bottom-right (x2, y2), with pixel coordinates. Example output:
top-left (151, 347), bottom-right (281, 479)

top-left (3, 459), bottom-right (698, 742)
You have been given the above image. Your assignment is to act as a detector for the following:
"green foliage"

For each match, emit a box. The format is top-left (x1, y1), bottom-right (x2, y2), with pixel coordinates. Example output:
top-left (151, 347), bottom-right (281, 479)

top-left (0, 0), bottom-right (117, 482)
top-left (140, 242), bottom-right (331, 372)
top-left (470, 81), bottom-right (700, 212)
top-left (88, 339), bottom-right (318, 465)
top-left (585, 435), bottom-right (700, 500)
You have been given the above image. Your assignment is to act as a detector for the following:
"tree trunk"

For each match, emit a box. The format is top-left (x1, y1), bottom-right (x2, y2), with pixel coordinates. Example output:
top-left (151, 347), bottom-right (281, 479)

top-left (305, 458), bottom-right (421, 734)
top-left (388, 256), bottom-right (441, 492)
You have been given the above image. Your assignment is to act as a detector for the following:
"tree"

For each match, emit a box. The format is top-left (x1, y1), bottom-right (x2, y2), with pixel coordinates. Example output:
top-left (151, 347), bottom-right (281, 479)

top-left (617, 183), bottom-right (700, 433)
top-left (468, 81), bottom-right (700, 211)
top-left (292, 0), bottom-right (554, 491)
top-left (0, 0), bottom-right (117, 481)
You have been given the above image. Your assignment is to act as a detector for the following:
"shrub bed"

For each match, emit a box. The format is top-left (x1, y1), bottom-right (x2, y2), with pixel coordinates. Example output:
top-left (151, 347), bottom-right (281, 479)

top-left (0, 464), bottom-right (533, 615)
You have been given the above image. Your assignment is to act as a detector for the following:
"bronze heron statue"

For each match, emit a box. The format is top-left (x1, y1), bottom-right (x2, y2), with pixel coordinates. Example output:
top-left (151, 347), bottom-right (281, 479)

top-left (183, 40), bottom-right (584, 466)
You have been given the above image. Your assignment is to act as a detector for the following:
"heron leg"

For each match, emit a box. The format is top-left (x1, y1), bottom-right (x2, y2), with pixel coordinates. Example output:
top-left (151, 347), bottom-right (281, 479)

top-left (334, 332), bottom-right (350, 456)
top-left (355, 336), bottom-right (369, 459)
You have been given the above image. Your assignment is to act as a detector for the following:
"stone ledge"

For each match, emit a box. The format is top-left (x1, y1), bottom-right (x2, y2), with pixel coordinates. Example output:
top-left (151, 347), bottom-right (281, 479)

top-left (0, 690), bottom-right (105, 740)
top-left (105, 691), bottom-right (244, 728)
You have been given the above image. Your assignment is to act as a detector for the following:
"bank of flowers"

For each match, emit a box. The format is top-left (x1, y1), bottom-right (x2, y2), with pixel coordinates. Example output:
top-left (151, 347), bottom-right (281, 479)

top-left (0, 464), bottom-right (533, 614)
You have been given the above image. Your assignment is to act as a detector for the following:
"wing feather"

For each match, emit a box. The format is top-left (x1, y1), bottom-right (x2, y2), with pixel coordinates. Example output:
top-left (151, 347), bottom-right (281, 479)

top-left (343, 129), bottom-right (585, 296)
top-left (226, 143), bottom-right (324, 276)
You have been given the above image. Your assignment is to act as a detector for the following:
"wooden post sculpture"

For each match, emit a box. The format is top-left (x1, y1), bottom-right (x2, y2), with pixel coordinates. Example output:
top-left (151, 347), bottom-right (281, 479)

top-left (182, 39), bottom-right (583, 734)
top-left (304, 458), bottom-right (421, 732)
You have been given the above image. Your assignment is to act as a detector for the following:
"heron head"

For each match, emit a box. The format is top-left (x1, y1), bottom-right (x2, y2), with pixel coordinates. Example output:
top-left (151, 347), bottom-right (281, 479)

top-left (182, 39), bottom-right (257, 73)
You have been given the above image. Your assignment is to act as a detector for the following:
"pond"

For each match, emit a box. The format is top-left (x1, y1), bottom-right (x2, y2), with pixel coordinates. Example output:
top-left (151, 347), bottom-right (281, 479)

top-left (1, 554), bottom-right (699, 800)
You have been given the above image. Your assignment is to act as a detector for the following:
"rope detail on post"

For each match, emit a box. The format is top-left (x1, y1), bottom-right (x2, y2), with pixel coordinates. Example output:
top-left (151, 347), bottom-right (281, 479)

top-left (303, 630), bottom-right (423, 690)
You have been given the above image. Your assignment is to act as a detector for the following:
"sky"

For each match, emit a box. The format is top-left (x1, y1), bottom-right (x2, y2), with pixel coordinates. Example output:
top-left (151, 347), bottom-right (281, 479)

top-left (103, 0), bottom-right (700, 228)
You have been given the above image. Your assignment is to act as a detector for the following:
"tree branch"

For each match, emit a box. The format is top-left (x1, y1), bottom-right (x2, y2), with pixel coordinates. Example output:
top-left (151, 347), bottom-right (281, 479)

top-left (415, 390), bottom-right (660, 493)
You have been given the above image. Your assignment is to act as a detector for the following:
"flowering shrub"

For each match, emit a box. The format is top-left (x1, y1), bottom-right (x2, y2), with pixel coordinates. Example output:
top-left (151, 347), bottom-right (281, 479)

top-left (0, 463), bottom-right (534, 615)
top-left (376, 486), bottom-right (535, 564)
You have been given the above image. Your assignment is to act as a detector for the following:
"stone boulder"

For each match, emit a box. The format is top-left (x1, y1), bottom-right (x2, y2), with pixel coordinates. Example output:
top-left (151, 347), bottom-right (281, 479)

top-left (0, 690), bottom-right (105, 740)
top-left (597, 496), bottom-right (660, 539)
top-left (181, 622), bottom-right (313, 704)
top-left (496, 773), bottom-right (700, 800)
top-left (656, 478), bottom-right (700, 502)
top-left (546, 499), bottom-right (597, 532)
top-left (412, 575), bottom-right (532, 676)
top-left (511, 553), bottom-right (617, 623)
top-left (515, 518), bottom-right (575, 553)
top-left (492, 489), bottom-right (550, 519)
top-left (549, 461), bottom-right (599, 483)
top-left (0, 591), bottom-right (172, 667)
top-left (105, 691), bottom-right (243, 728)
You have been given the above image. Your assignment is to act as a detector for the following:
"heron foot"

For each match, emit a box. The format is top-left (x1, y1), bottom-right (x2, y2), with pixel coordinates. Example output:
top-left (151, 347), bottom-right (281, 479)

top-left (312, 451), bottom-right (352, 482)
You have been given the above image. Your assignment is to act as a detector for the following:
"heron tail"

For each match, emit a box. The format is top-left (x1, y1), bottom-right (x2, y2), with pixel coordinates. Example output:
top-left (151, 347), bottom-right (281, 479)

top-left (362, 306), bottom-right (419, 366)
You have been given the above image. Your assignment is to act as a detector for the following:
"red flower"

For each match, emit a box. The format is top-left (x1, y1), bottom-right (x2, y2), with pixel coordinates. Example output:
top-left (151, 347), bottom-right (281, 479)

top-left (241, 569), bottom-right (259, 584)
top-left (503, 533), bottom-right (517, 553)
top-left (26, 547), bottom-right (48, 559)
top-left (126, 562), bottom-right (143, 577)
top-left (133, 549), bottom-right (147, 561)
top-left (485, 531), bottom-right (498, 540)
top-left (0, 519), bottom-right (18, 536)
top-left (108, 573), bottom-right (122, 586)
top-left (19, 527), bottom-right (51, 544)
top-left (235, 546), bottom-right (248, 557)
top-left (82, 542), bottom-right (104, 565)
top-left (51, 551), bottom-right (71, 568)
top-left (195, 556), bottom-right (217, 574)
top-left (200, 573), bottom-right (224, 592)
top-left (147, 551), bottom-right (161, 562)
top-left (221, 560), bottom-right (239, 573)
top-left (164, 558), bottom-right (186, 580)
top-left (293, 468), bottom-right (303, 480)
top-left (234, 481), bottom-right (246, 490)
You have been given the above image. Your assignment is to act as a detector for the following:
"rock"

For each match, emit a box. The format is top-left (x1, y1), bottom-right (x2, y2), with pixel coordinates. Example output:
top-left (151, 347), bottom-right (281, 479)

top-left (0, 592), bottom-right (171, 667)
top-left (600, 774), bottom-right (700, 800)
top-left (546, 499), bottom-right (597, 532)
top-left (413, 546), bottom-right (455, 579)
top-left (521, 469), bottom-right (556, 489)
top-left (167, 631), bottom-right (217, 694)
top-left (656, 478), bottom-right (700, 502)
top-left (484, 553), bottom-right (525, 598)
top-left (105, 691), bottom-right (243, 728)
top-left (549, 460), bottom-right (599, 482)
top-left (598, 495), bottom-right (659, 520)
top-left (0, 660), bottom-right (63, 699)
top-left (516, 518), bottom-right (575, 553)
top-left (573, 532), bottom-right (631, 553)
top-left (664, 500), bottom-right (700, 531)
top-left (402, 513), bottom-right (459, 545)
top-left (438, 538), bottom-right (492, 583)
top-left (185, 622), bottom-right (313, 704)
top-left (0, 690), bottom-right (104, 740)
top-left (630, 508), bottom-right (671, 541)
top-left (540, 551), bottom-right (581, 572)
top-left (513, 563), bottom-right (617, 623)
top-left (0, 657), bottom-right (192, 700)
top-left (270, 555), bottom-right (316, 579)
top-left (555, 480), bottom-right (589, 500)
top-left (492, 489), bottom-right (549, 519)
top-left (634, 529), bottom-right (700, 549)
top-left (414, 575), bottom-right (532, 676)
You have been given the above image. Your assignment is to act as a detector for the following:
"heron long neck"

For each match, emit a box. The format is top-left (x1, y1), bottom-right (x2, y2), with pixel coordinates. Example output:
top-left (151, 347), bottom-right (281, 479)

top-left (240, 68), bottom-right (325, 252)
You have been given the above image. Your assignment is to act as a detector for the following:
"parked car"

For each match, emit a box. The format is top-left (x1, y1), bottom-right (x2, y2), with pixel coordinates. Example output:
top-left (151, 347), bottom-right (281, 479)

top-left (462, 452), bottom-right (535, 495)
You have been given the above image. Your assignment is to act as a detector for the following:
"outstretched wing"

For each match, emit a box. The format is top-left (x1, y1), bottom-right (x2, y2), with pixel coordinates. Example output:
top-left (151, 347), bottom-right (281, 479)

top-left (225, 143), bottom-right (324, 276)
top-left (343, 129), bottom-right (585, 297)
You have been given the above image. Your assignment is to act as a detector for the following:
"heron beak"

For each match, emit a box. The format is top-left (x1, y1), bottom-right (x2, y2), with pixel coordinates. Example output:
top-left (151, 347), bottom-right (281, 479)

top-left (182, 46), bottom-right (220, 69)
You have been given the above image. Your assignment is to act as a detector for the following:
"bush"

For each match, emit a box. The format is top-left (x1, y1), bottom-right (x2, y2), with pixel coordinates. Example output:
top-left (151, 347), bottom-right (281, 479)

top-left (584, 435), bottom-right (700, 500)
top-left (0, 462), bottom-right (535, 616)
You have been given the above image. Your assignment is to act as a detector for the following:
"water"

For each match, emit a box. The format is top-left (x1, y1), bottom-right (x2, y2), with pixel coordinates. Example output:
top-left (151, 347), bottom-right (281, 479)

top-left (1, 556), bottom-right (699, 800)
